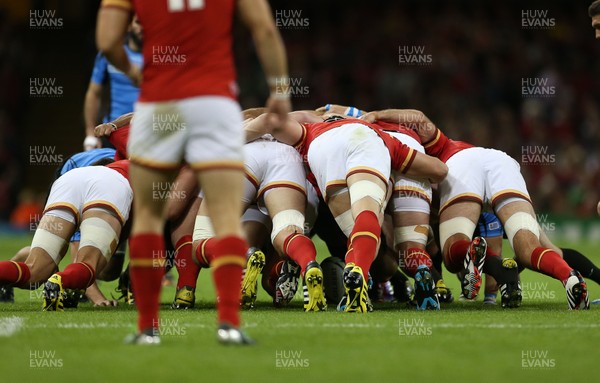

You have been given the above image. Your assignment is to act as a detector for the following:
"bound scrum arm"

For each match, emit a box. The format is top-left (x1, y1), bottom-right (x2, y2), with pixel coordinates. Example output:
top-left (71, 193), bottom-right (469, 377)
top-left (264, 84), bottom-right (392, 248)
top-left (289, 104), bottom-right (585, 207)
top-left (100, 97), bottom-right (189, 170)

top-left (405, 151), bottom-right (448, 183)
top-left (362, 109), bottom-right (438, 143)
top-left (244, 113), bottom-right (305, 145)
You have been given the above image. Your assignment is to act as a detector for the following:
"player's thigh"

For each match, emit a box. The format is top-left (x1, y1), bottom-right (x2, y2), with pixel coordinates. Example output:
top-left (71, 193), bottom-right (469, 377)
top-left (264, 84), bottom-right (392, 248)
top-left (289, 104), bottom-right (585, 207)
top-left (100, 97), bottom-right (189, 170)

top-left (494, 199), bottom-right (541, 263)
top-left (346, 172), bottom-right (389, 220)
top-left (327, 188), bottom-right (352, 218)
top-left (27, 214), bottom-right (75, 283)
top-left (265, 187), bottom-right (307, 250)
top-left (264, 187), bottom-right (306, 217)
top-left (77, 209), bottom-right (122, 270)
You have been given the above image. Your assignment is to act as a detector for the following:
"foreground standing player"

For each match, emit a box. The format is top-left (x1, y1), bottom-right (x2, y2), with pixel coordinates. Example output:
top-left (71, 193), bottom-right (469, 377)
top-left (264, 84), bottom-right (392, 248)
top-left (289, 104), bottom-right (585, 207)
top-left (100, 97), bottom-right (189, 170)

top-left (97, 0), bottom-right (291, 344)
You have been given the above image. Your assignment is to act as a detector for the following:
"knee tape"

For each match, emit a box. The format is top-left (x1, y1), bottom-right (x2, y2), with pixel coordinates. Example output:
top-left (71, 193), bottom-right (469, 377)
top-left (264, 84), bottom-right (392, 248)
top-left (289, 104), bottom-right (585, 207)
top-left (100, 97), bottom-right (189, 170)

top-left (31, 229), bottom-right (67, 265)
top-left (79, 217), bottom-right (119, 259)
top-left (503, 212), bottom-right (540, 249)
top-left (271, 209), bottom-right (305, 243)
top-left (334, 210), bottom-right (354, 237)
top-left (392, 196), bottom-right (430, 214)
top-left (193, 215), bottom-right (215, 241)
top-left (394, 225), bottom-right (430, 248)
top-left (439, 217), bottom-right (476, 251)
top-left (349, 180), bottom-right (386, 207)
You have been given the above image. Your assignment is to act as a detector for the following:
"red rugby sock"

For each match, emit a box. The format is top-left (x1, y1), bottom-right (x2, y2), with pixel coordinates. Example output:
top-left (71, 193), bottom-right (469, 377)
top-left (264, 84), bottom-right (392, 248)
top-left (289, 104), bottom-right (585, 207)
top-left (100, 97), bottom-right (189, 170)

top-left (530, 247), bottom-right (572, 283)
top-left (283, 233), bottom-right (316, 276)
top-left (194, 238), bottom-right (216, 268)
top-left (129, 233), bottom-right (165, 333)
top-left (349, 211), bottom-right (380, 274)
top-left (0, 261), bottom-right (31, 286)
top-left (59, 262), bottom-right (95, 289)
top-left (446, 240), bottom-right (470, 273)
top-left (174, 235), bottom-right (199, 289)
top-left (211, 236), bottom-right (247, 327)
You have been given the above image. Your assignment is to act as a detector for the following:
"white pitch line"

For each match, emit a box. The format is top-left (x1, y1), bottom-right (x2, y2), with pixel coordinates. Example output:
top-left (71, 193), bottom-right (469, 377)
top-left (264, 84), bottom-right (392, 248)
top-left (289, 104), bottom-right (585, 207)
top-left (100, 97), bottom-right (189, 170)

top-left (20, 321), bottom-right (600, 330)
top-left (0, 316), bottom-right (24, 337)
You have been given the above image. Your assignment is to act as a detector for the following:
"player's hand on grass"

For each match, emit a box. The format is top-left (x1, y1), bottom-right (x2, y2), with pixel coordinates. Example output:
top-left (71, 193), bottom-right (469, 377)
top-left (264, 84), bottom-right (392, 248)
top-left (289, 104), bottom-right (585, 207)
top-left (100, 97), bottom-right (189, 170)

top-left (94, 299), bottom-right (118, 307)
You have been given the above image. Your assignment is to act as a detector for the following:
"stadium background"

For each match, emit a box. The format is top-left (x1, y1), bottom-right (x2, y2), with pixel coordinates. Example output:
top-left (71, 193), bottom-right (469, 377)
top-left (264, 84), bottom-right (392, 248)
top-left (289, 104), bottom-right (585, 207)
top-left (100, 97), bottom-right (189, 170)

top-left (1, 0), bottom-right (600, 233)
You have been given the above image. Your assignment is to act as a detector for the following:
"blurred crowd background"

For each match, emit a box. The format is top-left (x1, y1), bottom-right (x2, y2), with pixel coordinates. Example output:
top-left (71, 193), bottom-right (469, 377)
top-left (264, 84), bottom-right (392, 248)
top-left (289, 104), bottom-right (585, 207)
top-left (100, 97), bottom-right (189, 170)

top-left (1, 0), bottom-right (600, 230)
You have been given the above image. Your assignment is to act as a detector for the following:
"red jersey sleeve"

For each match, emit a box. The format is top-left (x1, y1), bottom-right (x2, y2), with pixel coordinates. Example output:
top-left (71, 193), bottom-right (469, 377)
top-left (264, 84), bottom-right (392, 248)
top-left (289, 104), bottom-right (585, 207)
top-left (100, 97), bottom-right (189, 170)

top-left (294, 123), bottom-right (310, 159)
top-left (423, 129), bottom-right (446, 158)
top-left (380, 133), bottom-right (417, 173)
top-left (109, 124), bottom-right (130, 161)
top-left (423, 128), bottom-right (474, 163)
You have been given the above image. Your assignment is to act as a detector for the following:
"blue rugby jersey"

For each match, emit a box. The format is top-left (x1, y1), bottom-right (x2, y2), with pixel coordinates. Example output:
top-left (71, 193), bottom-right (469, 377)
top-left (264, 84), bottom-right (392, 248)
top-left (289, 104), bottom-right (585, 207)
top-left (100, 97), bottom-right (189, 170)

top-left (90, 44), bottom-right (142, 122)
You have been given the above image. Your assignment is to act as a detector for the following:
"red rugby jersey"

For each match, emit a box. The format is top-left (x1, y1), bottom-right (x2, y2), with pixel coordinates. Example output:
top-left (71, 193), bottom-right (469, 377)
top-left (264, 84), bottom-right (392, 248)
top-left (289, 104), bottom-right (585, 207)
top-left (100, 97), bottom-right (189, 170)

top-left (102, 0), bottom-right (237, 102)
top-left (106, 159), bottom-right (130, 182)
top-left (373, 121), bottom-right (421, 144)
top-left (109, 124), bottom-right (130, 161)
top-left (294, 118), bottom-right (417, 174)
top-left (422, 129), bottom-right (474, 163)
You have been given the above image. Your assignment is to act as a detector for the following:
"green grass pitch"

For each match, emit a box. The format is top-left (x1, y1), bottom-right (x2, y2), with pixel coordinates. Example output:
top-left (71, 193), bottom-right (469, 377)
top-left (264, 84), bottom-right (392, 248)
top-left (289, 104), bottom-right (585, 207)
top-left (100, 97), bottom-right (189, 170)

top-left (0, 233), bottom-right (598, 382)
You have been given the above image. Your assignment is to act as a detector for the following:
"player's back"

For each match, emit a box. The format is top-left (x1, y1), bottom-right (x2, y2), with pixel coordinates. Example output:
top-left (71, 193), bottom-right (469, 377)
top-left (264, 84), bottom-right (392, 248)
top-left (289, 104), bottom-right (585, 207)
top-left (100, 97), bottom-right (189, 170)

top-left (134, 0), bottom-right (237, 102)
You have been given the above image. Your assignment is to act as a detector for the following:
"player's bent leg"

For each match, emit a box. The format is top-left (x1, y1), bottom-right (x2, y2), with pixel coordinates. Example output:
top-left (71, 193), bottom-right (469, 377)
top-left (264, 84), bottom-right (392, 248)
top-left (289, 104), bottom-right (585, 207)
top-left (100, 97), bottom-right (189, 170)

top-left (267, 188), bottom-right (325, 312)
top-left (393, 211), bottom-right (439, 310)
top-left (496, 199), bottom-right (589, 309)
top-left (341, 173), bottom-right (388, 313)
top-left (19, 214), bottom-right (74, 310)
top-left (439, 202), bottom-right (486, 299)
top-left (0, 246), bottom-right (34, 302)
top-left (170, 197), bottom-right (201, 309)
top-left (45, 209), bottom-right (120, 311)
top-left (240, 207), bottom-right (272, 303)
top-left (19, 214), bottom-right (74, 289)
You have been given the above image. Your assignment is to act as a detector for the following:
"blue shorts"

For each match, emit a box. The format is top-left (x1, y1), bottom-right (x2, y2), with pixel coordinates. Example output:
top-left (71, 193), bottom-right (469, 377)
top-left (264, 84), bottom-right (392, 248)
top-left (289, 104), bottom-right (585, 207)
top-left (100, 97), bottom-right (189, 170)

top-left (474, 212), bottom-right (503, 238)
